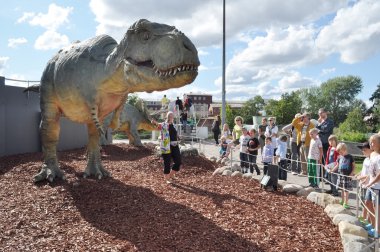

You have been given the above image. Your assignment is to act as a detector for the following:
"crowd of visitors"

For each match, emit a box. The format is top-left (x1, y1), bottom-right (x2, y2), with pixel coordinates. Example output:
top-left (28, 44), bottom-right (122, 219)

top-left (153, 103), bottom-right (380, 238)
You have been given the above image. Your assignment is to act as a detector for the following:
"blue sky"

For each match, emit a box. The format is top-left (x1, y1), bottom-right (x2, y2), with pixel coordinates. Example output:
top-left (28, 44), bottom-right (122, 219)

top-left (1, 0), bottom-right (379, 105)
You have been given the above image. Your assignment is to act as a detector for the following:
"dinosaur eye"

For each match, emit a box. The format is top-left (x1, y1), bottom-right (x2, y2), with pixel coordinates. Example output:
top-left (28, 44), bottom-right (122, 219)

top-left (139, 31), bottom-right (151, 41)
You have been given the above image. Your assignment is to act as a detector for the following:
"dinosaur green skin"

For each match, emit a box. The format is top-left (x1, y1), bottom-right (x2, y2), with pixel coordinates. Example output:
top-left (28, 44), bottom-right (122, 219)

top-left (35, 19), bottom-right (199, 182)
top-left (102, 100), bottom-right (156, 146)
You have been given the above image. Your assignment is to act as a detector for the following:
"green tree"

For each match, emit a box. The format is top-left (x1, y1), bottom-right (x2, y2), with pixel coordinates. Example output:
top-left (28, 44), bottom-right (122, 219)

top-left (225, 104), bottom-right (237, 130)
top-left (302, 76), bottom-right (363, 124)
top-left (338, 107), bottom-right (368, 142)
top-left (264, 91), bottom-right (302, 124)
top-left (240, 95), bottom-right (265, 124)
top-left (339, 108), bottom-right (367, 133)
top-left (127, 94), bottom-right (139, 106)
top-left (368, 83), bottom-right (380, 132)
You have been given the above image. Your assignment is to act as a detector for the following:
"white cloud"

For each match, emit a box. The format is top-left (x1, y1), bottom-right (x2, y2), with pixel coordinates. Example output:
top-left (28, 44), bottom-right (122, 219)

top-left (316, 0), bottom-right (380, 64)
top-left (0, 57), bottom-right (10, 75)
top-left (198, 50), bottom-right (209, 56)
top-left (89, 0), bottom-right (345, 47)
top-left (17, 3), bottom-right (73, 31)
top-left (8, 37), bottom-right (28, 48)
top-left (226, 25), bottom-right (321, 85)
top-left (278, 72), bottom-right (318, 90)
top-left (321, 68), bottom-right (336, 75)
top-left (4, 74), bottom-right (29, 87)
top-left (34, 30), bottom-right (70, 50)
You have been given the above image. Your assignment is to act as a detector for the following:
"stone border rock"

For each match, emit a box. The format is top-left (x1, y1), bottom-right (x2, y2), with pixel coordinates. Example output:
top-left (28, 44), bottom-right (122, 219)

top-left (211, 164), bottom-right (374, 252)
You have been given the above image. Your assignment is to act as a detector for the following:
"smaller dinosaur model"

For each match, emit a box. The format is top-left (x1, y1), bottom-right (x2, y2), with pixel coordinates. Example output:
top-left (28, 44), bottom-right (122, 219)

top-left (102, 99), bottom-right (156, 146)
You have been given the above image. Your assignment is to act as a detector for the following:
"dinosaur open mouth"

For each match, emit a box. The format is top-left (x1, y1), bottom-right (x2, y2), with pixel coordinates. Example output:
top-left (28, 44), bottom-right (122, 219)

top-left (126, 58), bottom-right (198, 77)
top-left (153, 64), bottom-right (198, 77)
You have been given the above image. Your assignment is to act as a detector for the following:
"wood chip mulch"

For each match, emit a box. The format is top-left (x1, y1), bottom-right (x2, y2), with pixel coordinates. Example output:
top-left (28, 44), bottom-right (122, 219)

top-left (0, 143), bottom-right (343, 251)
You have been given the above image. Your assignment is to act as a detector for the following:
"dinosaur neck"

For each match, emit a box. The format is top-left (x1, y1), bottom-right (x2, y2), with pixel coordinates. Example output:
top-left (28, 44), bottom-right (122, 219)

top-left (106, 34), bottom-right (127, 73)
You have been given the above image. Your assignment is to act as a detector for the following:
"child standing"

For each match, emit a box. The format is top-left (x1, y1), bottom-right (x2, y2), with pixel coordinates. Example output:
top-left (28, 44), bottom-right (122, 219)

top-left (276, 135), bottom-right (288, 181)
top-left (325, 135), bottom-right (340, 196)
top-left (262, 137), bottom-right (274, 175)
top-left (247, 128), bottom-right (260, 175)
top-left (307, 128), bottom-right (323, 188)
top-left (239, 127), bottom-right (251, 173)
top-left (356, 142), bottom-right (372, 226)
top-left (219, 135), bottom-right (230, 158)
top-left (331, 143), bottom-right (355, 209)
top-left (363, 135), bottom-right (380, 237)
top-left (232, 116), bottom-right (244, 145)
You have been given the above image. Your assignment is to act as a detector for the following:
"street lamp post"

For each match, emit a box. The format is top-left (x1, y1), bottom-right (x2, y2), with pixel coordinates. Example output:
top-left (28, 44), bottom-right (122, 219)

top-left (221, 0), bottom-right (226, 125)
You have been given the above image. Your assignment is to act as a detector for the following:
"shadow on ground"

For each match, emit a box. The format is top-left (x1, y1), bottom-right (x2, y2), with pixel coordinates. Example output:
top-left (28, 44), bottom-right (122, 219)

top-left (68, 177), bottom-right (262, 251)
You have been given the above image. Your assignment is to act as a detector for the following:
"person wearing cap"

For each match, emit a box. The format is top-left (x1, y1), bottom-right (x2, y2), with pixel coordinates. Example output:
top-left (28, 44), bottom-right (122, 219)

top-left (356, 141), bottom-right (373, 226)
top-left (291, 113), bottom-right (315, 176)
top-left (282, 113), bottom-right (301, 175)
top-left (316, 108), bottom-right (334, 163)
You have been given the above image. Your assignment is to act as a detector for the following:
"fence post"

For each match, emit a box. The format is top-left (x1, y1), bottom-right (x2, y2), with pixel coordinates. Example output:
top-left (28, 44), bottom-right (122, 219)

top-left (356, 186), bottom-right (359, 218)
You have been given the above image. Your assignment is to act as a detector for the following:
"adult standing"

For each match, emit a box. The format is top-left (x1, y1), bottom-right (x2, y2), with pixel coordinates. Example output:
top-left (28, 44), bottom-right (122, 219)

top-left (316, 108), bottom-right (334, 163)
top-left (175, 96), bottom-right (183, 111)
top-left (292, 113), bottom-right (315, 176)
top-left (258, 117), bottom-right (268, 155)
top-left (212, 115), bottom-right (221, 145)
top-left (152, 111), bottom-right (181, 184)
top-left (161, 94), bottom-right (170, 109)
top-left (282, 113), bottom-right (301, 175)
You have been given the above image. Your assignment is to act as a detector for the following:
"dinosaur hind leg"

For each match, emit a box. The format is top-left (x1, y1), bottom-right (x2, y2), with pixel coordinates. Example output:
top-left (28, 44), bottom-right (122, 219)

top-left (34, 102), bottom-right (65, 183)
top-left (83, 123), bottom-right (111, 179)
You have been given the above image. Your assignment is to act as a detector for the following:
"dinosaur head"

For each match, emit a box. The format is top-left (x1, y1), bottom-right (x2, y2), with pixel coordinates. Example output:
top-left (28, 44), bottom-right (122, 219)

top-left (118, 19), bottom-right (200, 92)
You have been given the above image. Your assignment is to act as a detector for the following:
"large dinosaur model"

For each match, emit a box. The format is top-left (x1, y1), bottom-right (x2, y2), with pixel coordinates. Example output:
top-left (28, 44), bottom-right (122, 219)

top-left (102, 99), bottom-right (156, 146)
top-left (34, 19), bottom-right (199, 182)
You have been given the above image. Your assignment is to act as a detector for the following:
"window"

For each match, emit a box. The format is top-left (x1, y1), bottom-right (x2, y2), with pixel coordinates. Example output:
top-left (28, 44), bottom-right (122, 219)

top-left (194, 97), bottom-right (197, 100)
top-left (203, 97), bottom-right (206, 100)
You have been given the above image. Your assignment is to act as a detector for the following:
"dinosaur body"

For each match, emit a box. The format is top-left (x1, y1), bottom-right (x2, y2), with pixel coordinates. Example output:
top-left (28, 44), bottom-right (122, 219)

top-left (103, 100), bottom-right (156, 146)
top-left (35, 19), bottom-right (199, 182)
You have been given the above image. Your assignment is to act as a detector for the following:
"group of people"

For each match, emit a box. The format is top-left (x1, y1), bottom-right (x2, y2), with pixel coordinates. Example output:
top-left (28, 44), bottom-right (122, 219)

top-left (153, 105), bottom-right (380, 237)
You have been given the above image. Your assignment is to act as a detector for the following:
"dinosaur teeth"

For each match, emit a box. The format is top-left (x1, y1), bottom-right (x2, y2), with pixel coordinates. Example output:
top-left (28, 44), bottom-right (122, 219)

top-left (182, 66), bottom-right (186, 71)
top-left (173, 68), bottom-right (177, 75)
top-left (158, 71), bottom-right (162, 77)
top-left (177, 67), bottom-right (181, 72)
top-left (168, 69), bottom-right (172, 75)
top-left (186, 66), bottom-right (190, 70)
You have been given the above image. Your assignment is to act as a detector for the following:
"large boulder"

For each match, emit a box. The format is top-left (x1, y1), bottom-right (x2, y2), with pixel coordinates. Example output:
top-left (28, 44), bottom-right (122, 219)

top-left (277, 180), bottom-right (289, 190)
top-left (222, 170), bottom-right (232, 176)
top-left (232, 163), bottom-right (240, 172)
top-left (333, 214), bottom-right (361, 226)
top-left (209, 156), bottom-right (217, 162)
top-left (341, 233), bottom-right (369, 245)
top-left (231, 171), bottom-right (243, 177)
top-left (282, 184), bottom-right (303, 193)
top-left (212, 167), bottom-right (228, 176)
top-left (296, 187), bottom-right (315, 197)
top-left (344, 242), bottom-right (371, 252)
top-left (324, 204), bottom-right (353, 219)
top-left (307, 192), bottom-right (340, 207)
top-left (242, 173), bottom-right (253, 179)
top-left (339, 221), bottom-right (368, 239)
top-left (181, 147), bottom-right (198, 157)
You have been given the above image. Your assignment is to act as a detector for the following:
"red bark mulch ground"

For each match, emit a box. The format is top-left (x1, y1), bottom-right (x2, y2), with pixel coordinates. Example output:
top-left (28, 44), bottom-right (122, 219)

top-left (0, 143), bottom-right (343, 251)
